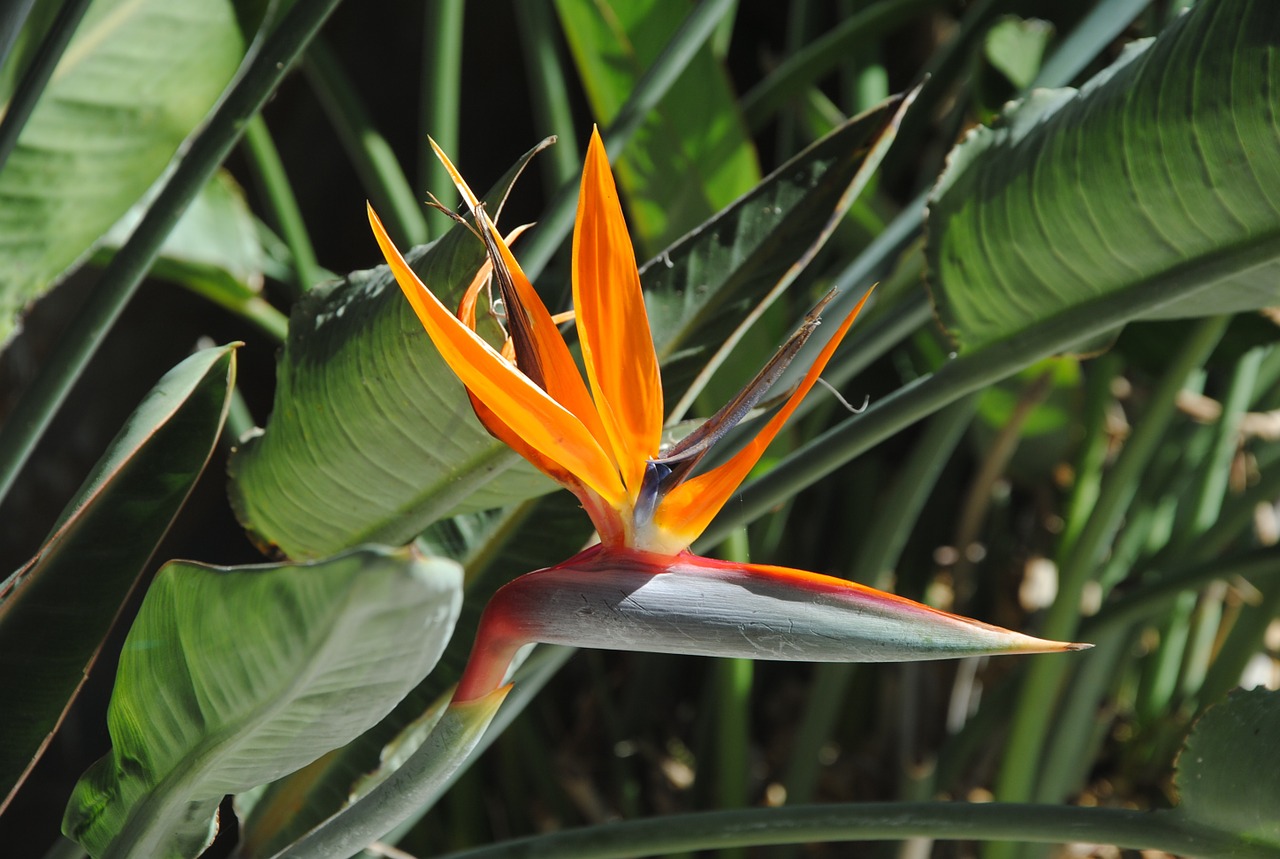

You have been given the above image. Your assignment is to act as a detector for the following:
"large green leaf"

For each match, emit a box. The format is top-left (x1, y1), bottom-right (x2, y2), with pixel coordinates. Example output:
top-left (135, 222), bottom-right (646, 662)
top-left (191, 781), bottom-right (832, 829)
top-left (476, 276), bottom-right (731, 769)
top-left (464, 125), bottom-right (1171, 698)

top-left (0, 0), bottom-right (247, 347)
top-left (227, 143), bottom-right (555, 561)
top-left (0, 344), bottom-right (236, 813)
top-left (62, 545), bottom-right (463, 859)
top-left (928, 0), bottom-right (1280, 355)
top-left (555, 0), bottom-right (759, 254)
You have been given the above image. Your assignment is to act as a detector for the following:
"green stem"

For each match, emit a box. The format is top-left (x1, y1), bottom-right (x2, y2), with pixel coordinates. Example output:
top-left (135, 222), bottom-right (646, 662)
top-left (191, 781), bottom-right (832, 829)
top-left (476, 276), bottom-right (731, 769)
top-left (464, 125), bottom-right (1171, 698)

top-left (1032, 0), bottom-right (1150, 89)
top-left (435, 804), bottom-right (1268, 859)
top-left (519, 0), bottom-right (737, 280)
top-left (1056, 353), bottom-right (1121, 562)
top-left (305, 36), bottom-right (428, 247)
top-left (275, 646), bottom-right (575, 857)
top-left (241, 114), bottom-right (323, 296)
top-left (420, 0), bottom-right (464, 239)
top-left (993, 316), bottom-right (1229, 813)
top-left (0, 0), bottom-right (93, 175)
top-left (714, 528), bottom-right (753, 859)
top-left (0, 0), bottom-right (38, 73)
top-left (0, 0), bottom-right (345, 508)
top-left (1083, 545), bottom-right (1280, 639)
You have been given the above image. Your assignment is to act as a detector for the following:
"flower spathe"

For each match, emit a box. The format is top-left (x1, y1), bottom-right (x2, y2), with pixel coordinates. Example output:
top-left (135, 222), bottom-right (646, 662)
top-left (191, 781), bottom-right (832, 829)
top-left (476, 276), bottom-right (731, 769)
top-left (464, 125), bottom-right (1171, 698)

top-left (369, 129), bottom-right (1087, 703)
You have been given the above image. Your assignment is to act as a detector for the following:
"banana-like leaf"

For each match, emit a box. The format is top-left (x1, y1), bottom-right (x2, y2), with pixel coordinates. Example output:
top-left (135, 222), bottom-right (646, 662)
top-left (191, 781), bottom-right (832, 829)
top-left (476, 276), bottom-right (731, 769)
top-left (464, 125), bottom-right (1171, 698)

top-left (233, 493), bottom-right (592, 858)
top-left (0, 344), bottom-right (236, 813)
top-left (928, 0), bottom-right (1280, 355)
top-left (555, 0), bottom-right (759, 254)
top-left (62, 545), bottom-right (463, 859)
top-left (227, 143), bottom-right (555, 561)
top-left (1174, 688), bottom-right (1280, 848)
top-left (0, 0), bottom-right (246, 347)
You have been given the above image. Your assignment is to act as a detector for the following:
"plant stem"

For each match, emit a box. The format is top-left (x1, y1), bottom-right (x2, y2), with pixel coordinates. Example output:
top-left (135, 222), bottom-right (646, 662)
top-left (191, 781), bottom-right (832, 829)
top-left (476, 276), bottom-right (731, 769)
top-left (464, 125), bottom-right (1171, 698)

top-left (273, 646), bottom-right (575, 858)
top-left (739, 0), bottom-right (943, 131)
top-left (304, 35), bottom-right (428, 248)
top-left (782, 394), bottom-right (978, 816)
top-left (0, 0), bottom-right (345, 509)
top-left (241, 114), bottom-right (323, 297)
top-left (714, 529), bottom-right (753, 859)
top-left (514, 0), bottom-right (580, 193)
top-left (434, 803), bottom-right (1268, 859)
top-left (696, 248), bottom-right (1265, 550)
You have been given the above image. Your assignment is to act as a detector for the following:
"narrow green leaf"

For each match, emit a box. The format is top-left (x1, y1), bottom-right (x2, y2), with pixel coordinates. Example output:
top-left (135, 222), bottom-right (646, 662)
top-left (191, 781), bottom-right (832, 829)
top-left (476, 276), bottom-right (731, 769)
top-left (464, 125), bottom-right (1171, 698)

top-left (555, 0), bottom-right (759, 254)
top-left (61, 545), bottom-right (463, 859)
top-left (0, 0), bottom-right (247, 347)
top-left (929, 0), bottom-right (1280, 355)
top-left (227, 142), bottom-right (556, 561)
top-left (1174, 687), bottom-right (1280, 849)
top-left (0, 344), bottom-right (236, 812)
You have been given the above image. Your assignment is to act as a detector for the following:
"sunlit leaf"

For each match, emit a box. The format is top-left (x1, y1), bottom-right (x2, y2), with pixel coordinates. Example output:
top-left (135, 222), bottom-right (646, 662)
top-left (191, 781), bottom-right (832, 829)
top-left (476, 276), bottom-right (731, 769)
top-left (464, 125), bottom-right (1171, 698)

top-left (643, 95), bottom-right (908, 402)
top-left (93, 172), bottom-right (273, 332)
top-left (0, 0), bottom-right (247, 347)
top-left (62, 546), bottom-right (463, 859)
top-left (929, 0), bottom-right (1280, 355)
top-left (234, 494), bottom-right (591, 858)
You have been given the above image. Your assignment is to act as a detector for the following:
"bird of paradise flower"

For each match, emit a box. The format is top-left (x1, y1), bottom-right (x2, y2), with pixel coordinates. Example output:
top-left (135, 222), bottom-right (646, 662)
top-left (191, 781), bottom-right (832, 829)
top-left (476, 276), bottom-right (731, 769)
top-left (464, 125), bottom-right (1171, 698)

top-left (368, 129), bottom-right (1086, 706)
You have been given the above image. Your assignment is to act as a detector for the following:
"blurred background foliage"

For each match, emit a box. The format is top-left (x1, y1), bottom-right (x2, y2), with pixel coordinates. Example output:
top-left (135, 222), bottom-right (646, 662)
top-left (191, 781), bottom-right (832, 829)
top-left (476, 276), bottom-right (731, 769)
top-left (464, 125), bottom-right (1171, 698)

top-left (2, 0), bottom-right (1279, 857)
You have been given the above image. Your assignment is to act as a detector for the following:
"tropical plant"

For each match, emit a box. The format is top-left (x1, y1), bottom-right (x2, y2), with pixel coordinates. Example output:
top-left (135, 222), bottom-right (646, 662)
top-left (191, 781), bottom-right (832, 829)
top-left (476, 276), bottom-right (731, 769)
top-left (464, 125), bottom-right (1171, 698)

top-left (0, 1), bottom-right (1277, 858)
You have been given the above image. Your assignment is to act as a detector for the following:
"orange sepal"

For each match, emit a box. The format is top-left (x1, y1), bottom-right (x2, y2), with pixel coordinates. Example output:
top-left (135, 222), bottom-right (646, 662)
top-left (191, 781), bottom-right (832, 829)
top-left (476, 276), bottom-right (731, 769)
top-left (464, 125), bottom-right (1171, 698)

top-left (369, 203), bottom-right (626, 507)
top-left (429, 141), bottom-right (614, 458)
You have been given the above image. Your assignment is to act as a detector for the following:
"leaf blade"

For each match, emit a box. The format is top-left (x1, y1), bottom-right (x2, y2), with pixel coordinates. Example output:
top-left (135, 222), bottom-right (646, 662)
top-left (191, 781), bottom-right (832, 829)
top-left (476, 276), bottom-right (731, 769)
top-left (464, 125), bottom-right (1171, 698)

top-left (928, 0), bottom-right (1280, 355)
top-left (0, 0), bottom-right (247, 346)
top-left (61, 546), bottom-right (463, 859)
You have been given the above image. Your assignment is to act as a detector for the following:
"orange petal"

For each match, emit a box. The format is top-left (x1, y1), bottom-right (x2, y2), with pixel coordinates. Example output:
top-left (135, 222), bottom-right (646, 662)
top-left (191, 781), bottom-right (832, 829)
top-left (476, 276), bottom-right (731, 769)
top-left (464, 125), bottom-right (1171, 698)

top-left (428, 141), bottom-right (614, 457)
top-left (573, 128), bottom-right (663, 498)
top-left (369, 203), bottom-right (625, 507)
top-left (654, 288), bottom-right (874, 548)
